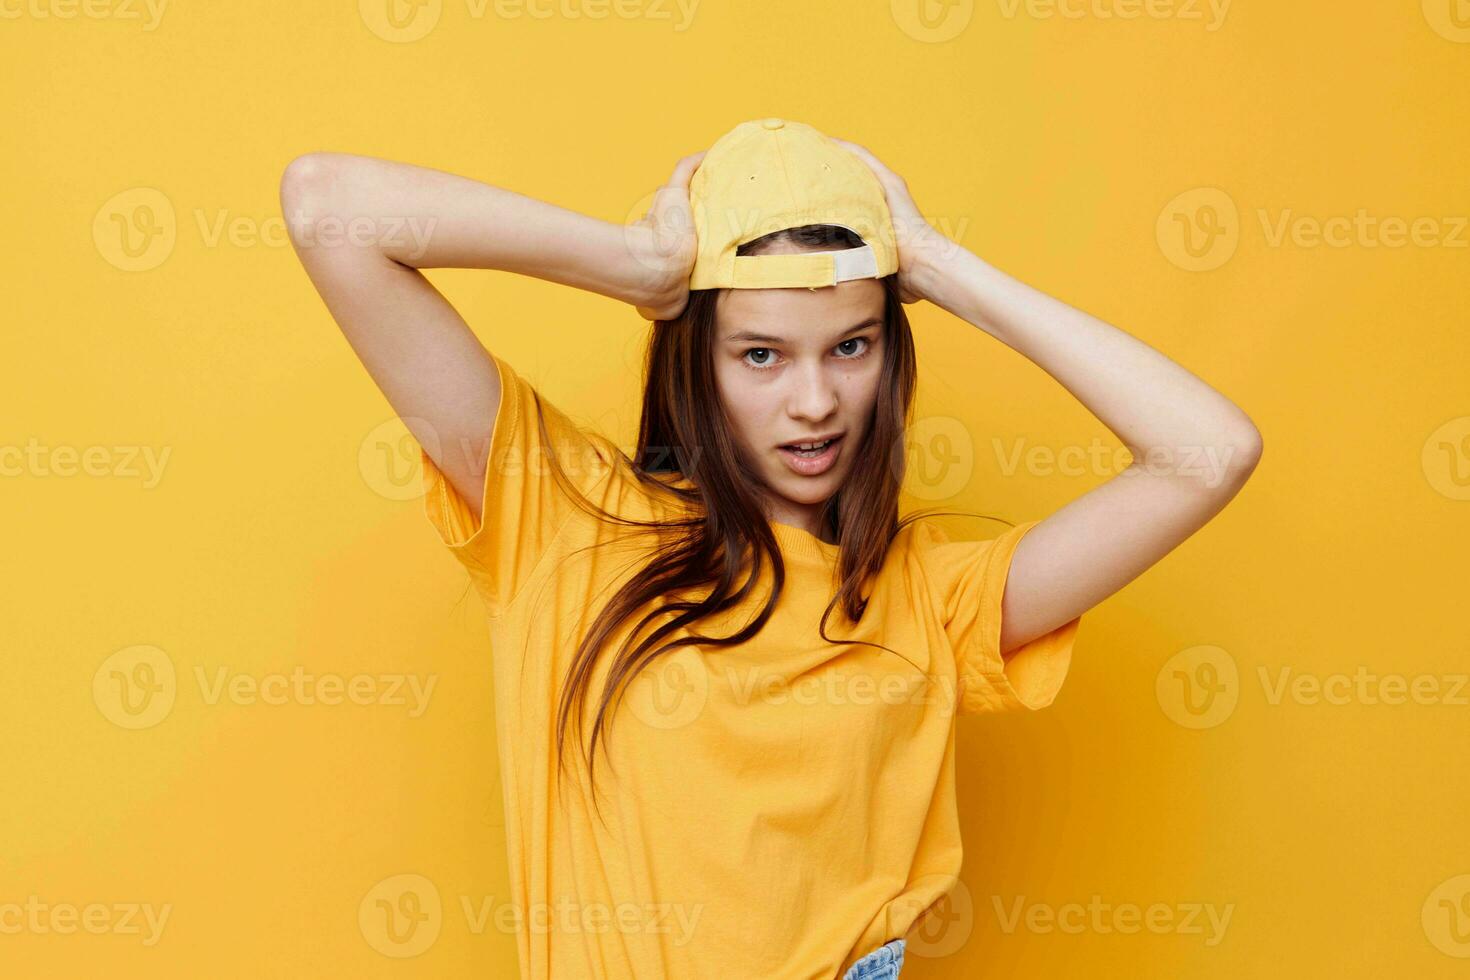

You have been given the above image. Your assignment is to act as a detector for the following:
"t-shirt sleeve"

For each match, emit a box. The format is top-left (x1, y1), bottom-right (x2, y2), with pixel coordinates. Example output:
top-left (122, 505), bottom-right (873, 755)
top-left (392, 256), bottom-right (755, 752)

top-left (417, 352), bottom-right (619, 618)
top-left (932, 519), bottom-right (1082, 714)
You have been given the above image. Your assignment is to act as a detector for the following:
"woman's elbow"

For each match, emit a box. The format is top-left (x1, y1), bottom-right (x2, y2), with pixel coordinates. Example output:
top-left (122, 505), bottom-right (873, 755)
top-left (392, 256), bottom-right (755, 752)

top-left (279, 152), bottom-right (350, 238)
top-left (1219, 420), bottom-right (1264, 485)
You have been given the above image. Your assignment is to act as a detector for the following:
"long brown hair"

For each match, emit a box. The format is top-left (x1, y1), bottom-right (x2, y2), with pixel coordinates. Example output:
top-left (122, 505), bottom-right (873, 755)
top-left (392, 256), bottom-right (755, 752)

top-left (526, 225), bottom-right (969, 817)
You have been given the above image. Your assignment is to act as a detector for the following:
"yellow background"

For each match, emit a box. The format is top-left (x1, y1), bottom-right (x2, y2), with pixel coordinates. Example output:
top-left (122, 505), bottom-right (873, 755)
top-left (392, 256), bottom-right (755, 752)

top-left (4, 0), bottom-right (1468, 976)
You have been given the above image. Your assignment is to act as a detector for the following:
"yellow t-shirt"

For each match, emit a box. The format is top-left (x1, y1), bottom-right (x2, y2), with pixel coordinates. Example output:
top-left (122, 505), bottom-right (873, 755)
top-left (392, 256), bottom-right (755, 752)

top-left (418, 352), bottom-right (1082, 979)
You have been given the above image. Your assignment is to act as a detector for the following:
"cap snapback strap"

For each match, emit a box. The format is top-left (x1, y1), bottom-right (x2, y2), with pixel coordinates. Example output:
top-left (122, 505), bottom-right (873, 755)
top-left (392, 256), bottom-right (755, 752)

top-left (730, 244), bottom-right (880, 288)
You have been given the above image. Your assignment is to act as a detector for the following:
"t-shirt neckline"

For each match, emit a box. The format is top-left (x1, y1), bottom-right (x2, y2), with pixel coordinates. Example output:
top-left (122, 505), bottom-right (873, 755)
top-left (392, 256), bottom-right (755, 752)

top-left (768, 520), bottom-right (840, 562)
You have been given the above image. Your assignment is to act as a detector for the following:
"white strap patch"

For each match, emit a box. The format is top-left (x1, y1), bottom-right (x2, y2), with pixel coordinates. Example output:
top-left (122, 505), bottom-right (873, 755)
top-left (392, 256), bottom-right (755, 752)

top-left (828, 244), bottom-right (878, 283)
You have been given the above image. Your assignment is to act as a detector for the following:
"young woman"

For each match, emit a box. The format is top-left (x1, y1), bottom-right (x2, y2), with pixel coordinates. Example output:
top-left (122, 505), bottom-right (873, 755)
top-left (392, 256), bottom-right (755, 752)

top-left (281, 121), bottom-right (1261, 980)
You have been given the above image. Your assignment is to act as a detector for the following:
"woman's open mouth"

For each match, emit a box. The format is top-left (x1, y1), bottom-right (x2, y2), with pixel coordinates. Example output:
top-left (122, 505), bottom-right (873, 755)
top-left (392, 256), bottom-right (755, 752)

top-left (777, 434), bottom-right (844, 476)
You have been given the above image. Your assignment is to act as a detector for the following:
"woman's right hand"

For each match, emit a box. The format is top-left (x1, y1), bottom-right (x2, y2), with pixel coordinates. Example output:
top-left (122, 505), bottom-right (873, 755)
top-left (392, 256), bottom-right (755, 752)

top-left (627, 150), bottom-right (707, 322)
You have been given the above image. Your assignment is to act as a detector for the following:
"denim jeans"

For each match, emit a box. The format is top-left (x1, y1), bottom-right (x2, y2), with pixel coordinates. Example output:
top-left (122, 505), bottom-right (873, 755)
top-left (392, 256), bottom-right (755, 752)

top-left (841, 938), bottom-right (905, 980)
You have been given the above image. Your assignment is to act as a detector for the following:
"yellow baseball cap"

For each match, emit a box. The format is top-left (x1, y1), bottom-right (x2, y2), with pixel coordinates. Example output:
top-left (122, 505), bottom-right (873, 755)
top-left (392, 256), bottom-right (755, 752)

top-left (688, 117), bottom-right (898, 291)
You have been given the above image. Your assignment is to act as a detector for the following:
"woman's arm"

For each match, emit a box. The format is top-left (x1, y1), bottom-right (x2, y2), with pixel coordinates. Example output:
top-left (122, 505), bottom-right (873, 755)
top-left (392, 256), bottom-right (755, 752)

top-left (835, 139), bottom-right (1263, 657)
top-left (278, 151), bottom-right (702, 522)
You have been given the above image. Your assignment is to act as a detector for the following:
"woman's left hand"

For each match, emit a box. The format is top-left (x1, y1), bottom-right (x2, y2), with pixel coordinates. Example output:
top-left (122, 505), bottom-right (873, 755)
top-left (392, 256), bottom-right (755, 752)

top-left (628, 150), bottom-right (708, 321)
top-left (830, 137), bottom-right (952, 305)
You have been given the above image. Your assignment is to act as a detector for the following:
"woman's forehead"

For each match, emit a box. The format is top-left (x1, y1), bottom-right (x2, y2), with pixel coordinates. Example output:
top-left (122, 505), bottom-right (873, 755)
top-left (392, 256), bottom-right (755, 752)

top-left (715, 279), bottom-right (885, 342)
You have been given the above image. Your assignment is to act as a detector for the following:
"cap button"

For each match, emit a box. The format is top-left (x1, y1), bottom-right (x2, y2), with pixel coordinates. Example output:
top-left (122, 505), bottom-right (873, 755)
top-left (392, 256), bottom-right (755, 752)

top-left (761, 117), bottom-right (784, 130)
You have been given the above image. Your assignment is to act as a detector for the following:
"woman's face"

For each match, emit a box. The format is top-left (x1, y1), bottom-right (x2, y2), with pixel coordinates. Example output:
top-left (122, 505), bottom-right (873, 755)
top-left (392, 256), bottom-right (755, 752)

top-left (713, 275), bottom-right (887, 531)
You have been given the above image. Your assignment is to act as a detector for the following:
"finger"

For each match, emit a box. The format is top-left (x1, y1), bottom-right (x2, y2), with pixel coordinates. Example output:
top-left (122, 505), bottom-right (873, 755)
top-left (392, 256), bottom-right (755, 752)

top-left (830, 136), bottom-right (874, 162)
top-left (647, 185), bottom-right (694, 231)
top-left (667, 150), bottom-right (708, 190)
top-left (643, 152), bottom-right (704, 221)
top-left (832, 138), bottom-right (903, 185)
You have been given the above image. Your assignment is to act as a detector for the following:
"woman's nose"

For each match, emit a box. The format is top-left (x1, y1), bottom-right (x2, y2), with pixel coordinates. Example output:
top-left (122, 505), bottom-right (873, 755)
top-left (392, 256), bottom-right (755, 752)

top-left (788, 366), bottom-right (839, 420)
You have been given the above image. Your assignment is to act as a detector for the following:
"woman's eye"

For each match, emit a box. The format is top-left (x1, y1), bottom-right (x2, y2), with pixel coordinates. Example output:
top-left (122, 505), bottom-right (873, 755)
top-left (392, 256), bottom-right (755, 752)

top-left (743, 339), bottom-right (869, 370)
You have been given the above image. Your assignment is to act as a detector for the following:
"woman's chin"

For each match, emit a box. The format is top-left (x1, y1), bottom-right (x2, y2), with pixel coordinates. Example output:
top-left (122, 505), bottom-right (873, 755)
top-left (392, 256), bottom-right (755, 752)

top-left (767, 469), bottom-right (842, 505)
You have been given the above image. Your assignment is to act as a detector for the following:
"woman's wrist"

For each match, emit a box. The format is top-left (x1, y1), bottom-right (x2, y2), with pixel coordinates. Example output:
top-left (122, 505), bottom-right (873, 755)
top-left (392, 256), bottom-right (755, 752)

top-left (908, 234), bottom-right (981, 317)
top-left (615, 220), bottom-right (693, 311)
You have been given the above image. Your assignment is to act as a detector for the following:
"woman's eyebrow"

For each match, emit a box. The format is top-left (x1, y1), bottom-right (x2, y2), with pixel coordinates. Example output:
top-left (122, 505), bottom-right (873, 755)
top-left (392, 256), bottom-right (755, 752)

top-left (725, 317), bottom-right (882, 344)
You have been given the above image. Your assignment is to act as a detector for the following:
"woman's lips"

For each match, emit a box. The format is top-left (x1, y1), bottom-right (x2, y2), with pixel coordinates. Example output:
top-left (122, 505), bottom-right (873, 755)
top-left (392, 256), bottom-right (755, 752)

top-left (777, 434), bottom-right (843, 477)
